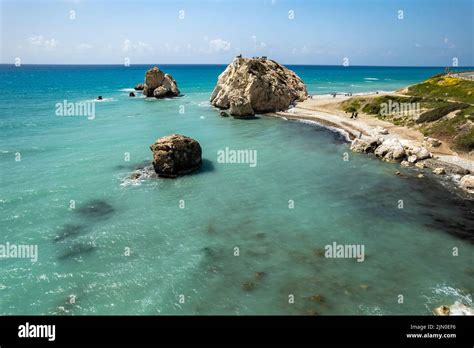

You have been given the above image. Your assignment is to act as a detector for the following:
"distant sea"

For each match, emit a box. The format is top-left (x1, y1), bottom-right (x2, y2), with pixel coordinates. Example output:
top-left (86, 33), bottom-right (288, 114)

top-left (0, 64), bottom-right (472, 315)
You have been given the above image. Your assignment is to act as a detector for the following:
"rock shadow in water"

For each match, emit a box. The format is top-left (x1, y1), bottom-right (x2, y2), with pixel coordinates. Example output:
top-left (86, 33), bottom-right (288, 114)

top-left (76, 200), bottom-right (115, 220)
top-left (58, 242), bottom-right (96, 260)
top-left (403, 175), bottom-right (474, 243)
top-left (188, 159), bottom-right (215, 176)
top-left (54, 224), bottom-right (87, 243)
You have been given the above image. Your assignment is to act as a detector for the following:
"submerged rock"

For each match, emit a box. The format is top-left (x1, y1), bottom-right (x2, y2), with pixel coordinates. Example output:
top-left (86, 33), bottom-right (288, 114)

top-left (129, 92), bottom-right (136, 97)
top-left (150, 134), bottom-right (202, 178)
top-left (142, 67), bottom-right (180, 98)
top-left (77, 199), bottom-right (114, 219)
top-left (210, 56), bottom-right (308, 117)
top-left (421, 159), bottom-right (469, 176)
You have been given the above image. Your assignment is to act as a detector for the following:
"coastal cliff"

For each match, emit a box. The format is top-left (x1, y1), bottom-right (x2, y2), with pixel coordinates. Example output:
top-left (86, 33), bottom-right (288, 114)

top-left (210, 56), bottom-right (308, 117)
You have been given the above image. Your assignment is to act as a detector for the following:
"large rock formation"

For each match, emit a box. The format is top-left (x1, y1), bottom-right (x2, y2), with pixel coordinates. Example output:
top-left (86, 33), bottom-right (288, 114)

top-left (210, 57), bottom-right (308, 117)
top-left (143, 67), bottom-right (180, 98)
top-left (150, 134), bottom-right (202, 178)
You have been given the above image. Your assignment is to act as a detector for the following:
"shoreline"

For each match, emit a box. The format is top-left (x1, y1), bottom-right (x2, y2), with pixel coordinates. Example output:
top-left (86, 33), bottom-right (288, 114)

top-left (269, 92), bottom-right (474, 196)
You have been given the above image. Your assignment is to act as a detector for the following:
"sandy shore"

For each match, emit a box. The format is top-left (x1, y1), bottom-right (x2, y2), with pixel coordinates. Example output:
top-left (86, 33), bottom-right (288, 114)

top-left (271, 93), bottom-right (474, 173)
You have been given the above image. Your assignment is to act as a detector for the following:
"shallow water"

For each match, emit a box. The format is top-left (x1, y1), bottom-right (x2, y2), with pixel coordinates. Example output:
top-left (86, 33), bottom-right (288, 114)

top-left (0, 65), bottom-right (472, 315)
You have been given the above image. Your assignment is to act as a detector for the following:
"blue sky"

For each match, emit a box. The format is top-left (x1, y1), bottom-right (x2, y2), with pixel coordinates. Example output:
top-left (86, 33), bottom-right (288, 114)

top-left (1, 0), bottom-right (473, 66)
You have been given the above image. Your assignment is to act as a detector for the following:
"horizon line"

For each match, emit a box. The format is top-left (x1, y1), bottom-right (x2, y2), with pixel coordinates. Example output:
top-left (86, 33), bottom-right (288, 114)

top-left (1, 63), bottom-right (473, 69)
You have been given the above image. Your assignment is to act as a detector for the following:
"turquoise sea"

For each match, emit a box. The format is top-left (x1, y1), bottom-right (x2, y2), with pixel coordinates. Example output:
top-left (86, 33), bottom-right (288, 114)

top-left (0, 64), bottom-right (473, 315)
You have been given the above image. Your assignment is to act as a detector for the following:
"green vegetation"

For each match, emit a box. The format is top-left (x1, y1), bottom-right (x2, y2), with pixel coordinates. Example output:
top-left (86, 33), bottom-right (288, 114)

top-left (342, 98), bottom-right (364, 113)
top-left (455, 129), bottom-right (474, 152)
top-left (406, 75), bottom-right (474, 104)
top-left (416, 103), bottom-right (470, 123)
top-left (338, 73), bottom-right (474, 153)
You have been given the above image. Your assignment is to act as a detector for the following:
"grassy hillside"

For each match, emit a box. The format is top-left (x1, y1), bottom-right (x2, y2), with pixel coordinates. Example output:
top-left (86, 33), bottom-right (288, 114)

top-left (340, 74), bottom-right (474, 152)
top-left (406, 75), bottom-right (474, 104)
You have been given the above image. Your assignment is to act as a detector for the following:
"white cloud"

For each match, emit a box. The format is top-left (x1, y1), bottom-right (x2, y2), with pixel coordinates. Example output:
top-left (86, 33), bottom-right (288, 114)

top-left (122, 39), bottom-right (152, 53)
top-left (443, 37), bottom-right (455, 49)
top-left (209, 38), bottom-right (231, 52)
top-left (291, 45), bottom-right (309, 55)
top-left (251, 35), bottom-right (266, 49)
top-left (28, 35), bottom-right (58, 49)
top-left (76, 43), bottom-right (93, 50)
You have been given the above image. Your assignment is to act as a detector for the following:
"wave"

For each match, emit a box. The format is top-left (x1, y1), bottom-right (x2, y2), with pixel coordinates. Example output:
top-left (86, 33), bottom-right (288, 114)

top-left (120, 165), bottom-right (157, 187)
top-left (119, 88), bottom-right (136, 92)
top-left (352, 90), bottom-right (395, 96)
top-left (422, 284), bottom-right (472, 313)
top-left (84, 98), bottom-right (116, 103)
top-left (197, 101), bottom-right (211, 107)
top-left (364, 77), bottom-right (379, 81)
top-left (291, 118), bottom-right (352, 142)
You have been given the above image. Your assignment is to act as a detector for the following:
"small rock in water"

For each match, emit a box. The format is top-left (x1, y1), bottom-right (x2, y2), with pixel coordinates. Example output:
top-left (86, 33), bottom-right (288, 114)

top-left (255, 271), bottom-right (266, 279)
top-left (220, 111), bottom-right (229, 117)
top-left (401, 160), bottom-right (410, 167)
top-left (359, 284), bottom-right (369, 290)
top-left (242, 281), bottom-right (257, 291)
top-left (129, 92), bottom-right (136, 97)
top-left (309, 294), bottom-right (325, 303)
top-left (97, 96), bottom-right (103, 100)
top-left (433, 167), bottom-right (446, 175)
top-left (417, 174), bottom-right (424, 178)
top-left (395, 171), bottom-right (401, 176)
